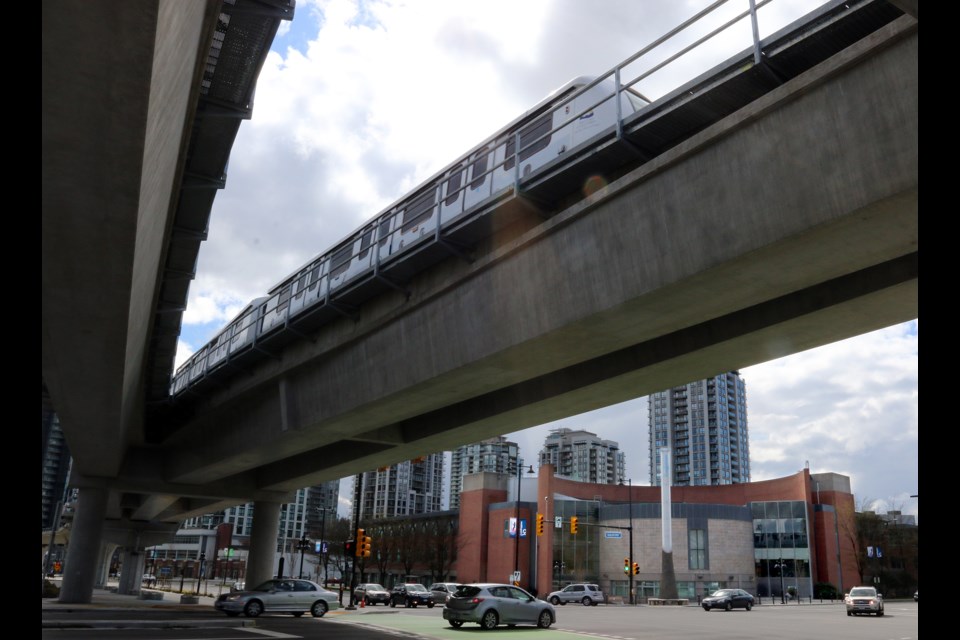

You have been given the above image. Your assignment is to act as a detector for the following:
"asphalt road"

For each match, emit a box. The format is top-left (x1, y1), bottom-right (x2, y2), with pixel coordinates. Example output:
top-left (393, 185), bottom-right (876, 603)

top-left (43, 594), bottom-right (918, 640)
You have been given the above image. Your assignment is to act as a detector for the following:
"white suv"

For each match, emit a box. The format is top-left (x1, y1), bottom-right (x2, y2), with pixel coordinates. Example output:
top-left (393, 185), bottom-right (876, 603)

top-left (547, 583), bottom-right (605, 606)
top-left (845, 586), bottom-right (884, 616)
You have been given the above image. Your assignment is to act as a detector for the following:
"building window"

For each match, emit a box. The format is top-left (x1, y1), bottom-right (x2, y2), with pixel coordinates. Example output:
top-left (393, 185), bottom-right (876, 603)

top-left (689, 529), bottom-right (706, 570)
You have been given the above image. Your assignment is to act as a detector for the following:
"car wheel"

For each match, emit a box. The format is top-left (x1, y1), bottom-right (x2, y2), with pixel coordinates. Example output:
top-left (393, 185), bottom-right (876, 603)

top-left (746, 603), bottom-right (752, 611)
top-left (877, 608), bottom-right (884, 617)
top-left (550, 596), bottom-right (560, 605)
top-left (405, 600), bottom-right (412, 608)
top-left (365, 598), bottom-right (372, 606)
top-left (703, 605), bottom-right (710, 611)
top-left (428, 602), bottom-right (435, 608)
top-left (244, 600), bottom-right (263, 618)
top-left (724, 602), bottom-right (732, 611)
top-left (480, 610), bottom-right (499, 630)
top-left (292, 612), bottom-right (303, 617)
top-left (390, 599), bottom-right (396, 608)
top-left (311, 600), bottom-right (328, 618)
top-left (582, 596), bottom-right (592, 606)
top-left (847, 610), bottom-right (852, 616)
top-left (450, 620), bottom-right (463, 628)
top-left (537, 610), bottom-right (553, 629)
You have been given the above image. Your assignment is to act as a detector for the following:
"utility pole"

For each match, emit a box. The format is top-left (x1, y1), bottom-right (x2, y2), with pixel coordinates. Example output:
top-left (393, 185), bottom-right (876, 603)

top-left (346, 473), bottom-right (362, 610)
top-left (318, 506), bottom-right (328, 584)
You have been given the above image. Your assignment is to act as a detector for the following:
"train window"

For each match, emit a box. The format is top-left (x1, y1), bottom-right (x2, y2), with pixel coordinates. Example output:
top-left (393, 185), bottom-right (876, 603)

top-left (278, 284), bottom-right (291, 311)
top-left (401, 189), bottom-right (436, 233)
top-left (307, 263), bottom-right (322, 289)
top-left (504, 113), bottom-right (552, 170)
top-left (378, 216), bottom-right (392, 246)
top-left (469, 148), bottom-right (488, 190)
top-left (358, 228), bottom-right (374, 259)
top-left (444, 164), bottom-right (463, 206)
top-left (294, 273), bottom-right (307, 297)
top-left (330, 242), bottom-right (354, 278)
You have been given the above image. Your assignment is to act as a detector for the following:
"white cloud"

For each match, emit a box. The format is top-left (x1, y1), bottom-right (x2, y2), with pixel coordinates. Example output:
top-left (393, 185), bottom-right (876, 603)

top-left (174, 339), bottom-right (195, 371)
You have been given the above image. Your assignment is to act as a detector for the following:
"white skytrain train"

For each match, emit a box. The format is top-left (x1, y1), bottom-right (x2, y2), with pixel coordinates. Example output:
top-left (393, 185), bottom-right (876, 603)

top-left (171, 75), bottom-right (647, 396)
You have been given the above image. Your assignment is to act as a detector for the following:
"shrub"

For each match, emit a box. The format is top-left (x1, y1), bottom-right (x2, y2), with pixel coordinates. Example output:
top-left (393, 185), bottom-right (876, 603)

top-left (813, 582), bottom-right (840, 600)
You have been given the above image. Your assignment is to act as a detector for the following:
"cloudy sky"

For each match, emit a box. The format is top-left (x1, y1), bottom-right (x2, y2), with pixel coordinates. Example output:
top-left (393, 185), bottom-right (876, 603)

top-left (176, 0), bottom-right (917, 521)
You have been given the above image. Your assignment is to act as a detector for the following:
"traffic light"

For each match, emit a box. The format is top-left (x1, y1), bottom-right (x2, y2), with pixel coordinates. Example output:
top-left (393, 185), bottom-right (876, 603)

top-left (356, 528), bottom-right (371, 558)
top-left (623, 558), bottom-right (630, 574)
top-left (536, 513), bottom-right (544, 537)
top-left (570, 516), bottom-right (578, 534)
top-left (632, 562), bottom-right (639, 576)
top-left (344, 539), bottom-right (355, 556)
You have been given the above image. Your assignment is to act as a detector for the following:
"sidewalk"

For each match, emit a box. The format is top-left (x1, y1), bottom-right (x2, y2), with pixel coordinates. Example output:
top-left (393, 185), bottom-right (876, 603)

top-left (42, 585), bottom-right (235, 629)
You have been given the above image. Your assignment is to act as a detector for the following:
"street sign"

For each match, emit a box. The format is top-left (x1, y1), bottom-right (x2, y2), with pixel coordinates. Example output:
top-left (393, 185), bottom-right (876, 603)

top-left (554, 516), bottom-right (562, 529)
top-left (604, 531), bottom-right (623, 539)
top-left (508, 517), bottom-right (528, 538)
top-left (510, 571), bottom-right (521, 583)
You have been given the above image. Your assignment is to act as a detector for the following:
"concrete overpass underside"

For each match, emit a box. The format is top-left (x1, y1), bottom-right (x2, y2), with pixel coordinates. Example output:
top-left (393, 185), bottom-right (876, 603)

top-left (147, 17), bottom-right (916, 505)
top-left (42, 0), bottom-right (294, 532)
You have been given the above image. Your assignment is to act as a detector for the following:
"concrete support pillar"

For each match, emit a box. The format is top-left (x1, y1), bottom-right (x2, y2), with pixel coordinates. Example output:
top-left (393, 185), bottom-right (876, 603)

top-left (117, 548), bottom-right (145, 595)
top-left (94, 543), bottom-right (115, 588)
top-left (660, 551), bottom-right (678, 599)
top-left (59, 487), bottom-right (108, 603)
top-left (246, 500), bottom-right (282, 589)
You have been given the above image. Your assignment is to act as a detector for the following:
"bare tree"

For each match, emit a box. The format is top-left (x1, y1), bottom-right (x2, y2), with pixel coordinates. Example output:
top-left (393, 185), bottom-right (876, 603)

top-left (837, 496), bottom-right (874, 583)
top-left (425, 516), bottom-right (462, 582)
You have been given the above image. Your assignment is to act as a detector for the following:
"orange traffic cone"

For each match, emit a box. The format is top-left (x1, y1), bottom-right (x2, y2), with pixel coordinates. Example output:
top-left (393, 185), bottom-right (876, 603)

top-left (360, 598), bottom-right (365, 608)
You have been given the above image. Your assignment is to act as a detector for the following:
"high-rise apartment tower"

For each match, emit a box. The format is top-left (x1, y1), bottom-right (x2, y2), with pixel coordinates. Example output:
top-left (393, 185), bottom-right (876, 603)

top-left (648, 371), bottom-right (750, 486)
top-left (448, 437), bottom-right (519, 510)
top-left (538, 428), bottom-right (625, 484)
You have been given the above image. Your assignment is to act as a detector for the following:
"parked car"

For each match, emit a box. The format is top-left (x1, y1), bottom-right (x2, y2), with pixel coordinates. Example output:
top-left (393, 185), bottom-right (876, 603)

top-left (845, 586), bottom-right (884, 616)
top-left (701, 588), bottom-right (755, 611)
top-left (443, 583), bottom-right (555, 630)
top-left (214, 578), bottom-right (339, 618)
top-left (390, 583), bottom-right (435, 608)
top-left (429, 582), bottom-right (461, 604)
top-left (547, 583), bottom-right (605, 606)
top-left (353, 583), bottom-right (391, 606)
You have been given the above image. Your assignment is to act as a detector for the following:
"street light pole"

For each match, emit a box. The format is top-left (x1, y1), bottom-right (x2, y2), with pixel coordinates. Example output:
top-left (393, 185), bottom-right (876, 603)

top-left (514, 459), bottom-right (523, 584)
top-left (778, 558), bottom-right (786, 604)
top-left (298, 533), bottom-right (308, 579)
top-left (318, 507), bottom-right (328, 585)
top-left (628, 478), bottom-right (634, 606)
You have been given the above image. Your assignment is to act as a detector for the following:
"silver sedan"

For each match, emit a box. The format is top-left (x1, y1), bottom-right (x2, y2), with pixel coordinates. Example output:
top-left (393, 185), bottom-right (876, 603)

top-left (443, 583), bottom-right (555, 630)
top-left (214, 578), bottom-right (339, 618)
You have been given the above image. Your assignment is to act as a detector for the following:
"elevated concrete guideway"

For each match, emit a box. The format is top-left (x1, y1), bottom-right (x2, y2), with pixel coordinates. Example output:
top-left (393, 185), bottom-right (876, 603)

top-left (157, 15), bottom-right (917, 494)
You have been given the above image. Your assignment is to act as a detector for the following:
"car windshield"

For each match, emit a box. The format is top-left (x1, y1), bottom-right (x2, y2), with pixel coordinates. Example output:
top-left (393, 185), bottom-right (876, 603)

top-left (710, 590), bottom-right (737, 597)
top-left (406, 584), bottom-right (428, 592)
top-left (850, 588), bottom-right (876, 597)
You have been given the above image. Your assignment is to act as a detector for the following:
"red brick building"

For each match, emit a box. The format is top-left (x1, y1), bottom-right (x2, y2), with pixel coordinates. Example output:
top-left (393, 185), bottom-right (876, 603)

top-left (455, 466), bottom-right (859, 601)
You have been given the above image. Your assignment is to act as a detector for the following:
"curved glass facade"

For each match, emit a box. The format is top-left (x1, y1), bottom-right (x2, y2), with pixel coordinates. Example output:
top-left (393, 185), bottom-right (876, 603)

top-left (752, 501), bottom-right (812, 599)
